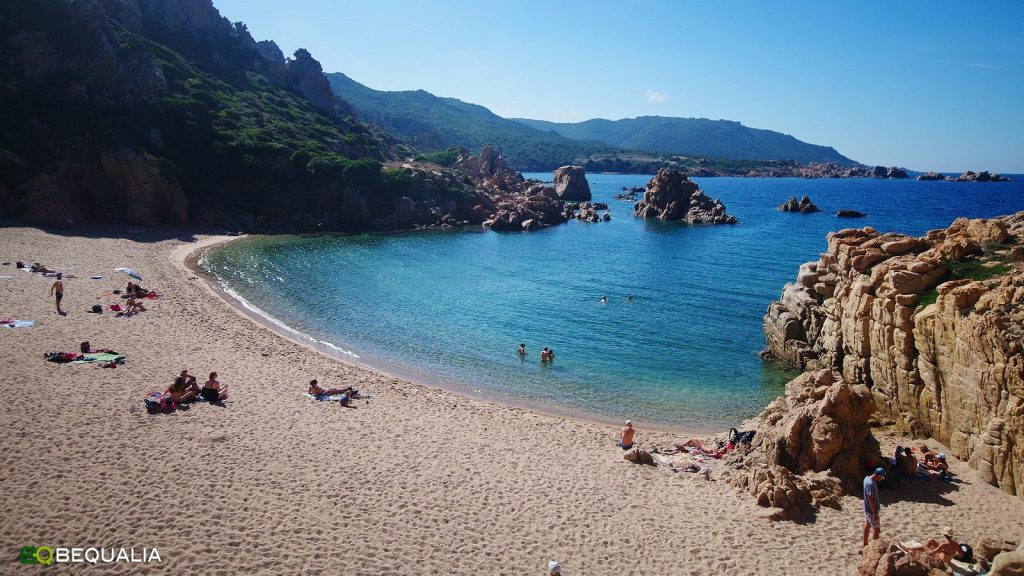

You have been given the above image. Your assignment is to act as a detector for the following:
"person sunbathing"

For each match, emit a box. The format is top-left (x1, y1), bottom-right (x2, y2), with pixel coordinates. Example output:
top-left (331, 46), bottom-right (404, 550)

top-left (905, 528), bottom-right (963, 565)
top-left (201, 372), bottom-right (228, 402)
top-left (31, 263), bottom-right (56, 274)
top-left (308, 379), bottom-right (356, 397)
top-left (923, 453), bottom-right (949, 479)
top-left (124, 297), bottom-right (147, 314)
top-left (669, 438), bottom-right (732, 458)
top-left (166, 370), bottom-right (200, 403)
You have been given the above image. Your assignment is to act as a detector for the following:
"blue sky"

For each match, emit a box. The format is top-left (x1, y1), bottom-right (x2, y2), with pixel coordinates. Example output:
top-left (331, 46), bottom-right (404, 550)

top-left (214, 0), bottom-right (1024, 172)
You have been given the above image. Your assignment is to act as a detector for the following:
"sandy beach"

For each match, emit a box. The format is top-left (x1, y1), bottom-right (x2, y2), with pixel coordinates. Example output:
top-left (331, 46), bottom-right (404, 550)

top-left (2, 225), bottom-right (1023, 575)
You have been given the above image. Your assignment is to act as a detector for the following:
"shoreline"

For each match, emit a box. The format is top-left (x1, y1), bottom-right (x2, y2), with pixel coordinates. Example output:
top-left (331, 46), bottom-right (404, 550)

top-left (4, 224), bottom-right (1024, 574)
top-left (182, 234), bottom-right (722, 436)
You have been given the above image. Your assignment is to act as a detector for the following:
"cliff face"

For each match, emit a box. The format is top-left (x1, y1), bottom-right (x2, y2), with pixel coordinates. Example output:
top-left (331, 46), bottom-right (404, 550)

top-left (764, 212), bottom-right (1024, 498)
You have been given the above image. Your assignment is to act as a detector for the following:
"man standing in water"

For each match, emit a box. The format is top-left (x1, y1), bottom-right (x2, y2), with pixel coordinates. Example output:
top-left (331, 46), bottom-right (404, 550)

top-left (49, 273), bottom-right (65, 315)
top-left (517, 343), bottom-right (526, 358)
top-left (862, 467), bottom-right (885, 547)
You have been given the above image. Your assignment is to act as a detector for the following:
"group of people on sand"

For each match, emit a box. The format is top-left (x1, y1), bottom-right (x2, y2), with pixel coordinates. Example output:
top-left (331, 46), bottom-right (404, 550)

top-left (165, 369), bottom-right (228, 403)
top-left (517, 343), bottom-right (556, 362)
top-left (862, 448), bottom-right (979, 570)
top-left (894, 444), bottom-right (949, 480)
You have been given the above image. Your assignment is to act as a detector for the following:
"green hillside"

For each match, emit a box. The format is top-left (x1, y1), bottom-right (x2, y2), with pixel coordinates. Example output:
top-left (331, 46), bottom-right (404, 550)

top-left (327, 72), bottom-right (610, 171)
top-left (0, 0), bottom-right (411, 229)
top-left (513, 116), bottom-right (856, 166)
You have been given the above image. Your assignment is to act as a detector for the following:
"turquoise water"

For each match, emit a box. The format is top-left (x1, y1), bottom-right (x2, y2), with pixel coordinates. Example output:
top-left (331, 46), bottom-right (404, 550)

top-left (203, 174), bottom-right (1024, 429)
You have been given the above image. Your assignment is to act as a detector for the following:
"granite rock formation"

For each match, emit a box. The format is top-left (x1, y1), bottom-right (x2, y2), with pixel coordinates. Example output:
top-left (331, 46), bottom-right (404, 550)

top-left (634, 169), bottom-right (737, 224)
top-left (779, 196), bottom-right (819, 213)
top-left (552, 166), bottom-right (592, 201)
top-left (857, 540), bottom-right (949, 576)
top-left (763, 212), bottom-right (1024, 499)
top-left (720, 369), bottom-right (874, 519)
top-left (453, 145), bottom-right (525, 193)
top-left (837, 210), bottom-right (866, 218)
top-left (957, 171), bottom-right (1011, 183)
top-left (916, 172), bottom-right (949, 182)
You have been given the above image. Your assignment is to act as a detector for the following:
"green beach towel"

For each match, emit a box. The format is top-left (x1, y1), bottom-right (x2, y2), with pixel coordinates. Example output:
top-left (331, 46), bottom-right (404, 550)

top-left (73, 352), bottom-right (125, 364)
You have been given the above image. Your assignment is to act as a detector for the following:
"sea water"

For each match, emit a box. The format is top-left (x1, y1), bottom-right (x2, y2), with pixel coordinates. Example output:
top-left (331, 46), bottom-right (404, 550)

top-left (203, 174), bottom-right (1024, 430)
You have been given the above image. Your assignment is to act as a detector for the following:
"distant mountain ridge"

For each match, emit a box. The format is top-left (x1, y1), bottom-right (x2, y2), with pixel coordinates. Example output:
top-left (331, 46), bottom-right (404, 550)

top-left (326, 72), bottom-right (610, 171)
top-left (513, 116), bottom-right (856, 166)
top-left (328, 73), bottom-right (858, 170)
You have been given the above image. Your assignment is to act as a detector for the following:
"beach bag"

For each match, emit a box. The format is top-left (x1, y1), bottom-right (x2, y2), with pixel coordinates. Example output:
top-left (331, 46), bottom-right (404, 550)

top-left (145, 396), bottom-right (175, 414)
top-left (959, 544), bottom-right (973, 563)
top-left (729, 428), bottom-right (756, 445)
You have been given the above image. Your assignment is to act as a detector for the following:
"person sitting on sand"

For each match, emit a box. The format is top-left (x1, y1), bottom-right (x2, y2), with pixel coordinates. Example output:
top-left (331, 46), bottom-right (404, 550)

top-left (901, 447), bottom-right (918, 476)
top-left (166, 370), bottom-right (200, 403)
top-left (124, 296), bottom-right (147, 314)
top-left (517, 343), bottom-right (526, 357)
top-left (923, 453), bottom-right (949, 479)
top-left (618, 420), bottom-right (635, 450)
top-left (919, 445), bottom-right (937, 466)
top-left (201, 372), bottom-right (228, 402)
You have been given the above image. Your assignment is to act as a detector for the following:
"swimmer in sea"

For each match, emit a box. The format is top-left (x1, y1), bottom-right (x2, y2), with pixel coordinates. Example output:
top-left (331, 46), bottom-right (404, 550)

top-left (625, 295), bottom-right (633, 303)
top-left (600, 295), bottom-right (608, 304)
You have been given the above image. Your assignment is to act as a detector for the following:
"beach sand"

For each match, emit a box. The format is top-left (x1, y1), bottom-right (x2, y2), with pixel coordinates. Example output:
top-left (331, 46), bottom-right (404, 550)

top-left (1, 225), bottom-right (1022, 575)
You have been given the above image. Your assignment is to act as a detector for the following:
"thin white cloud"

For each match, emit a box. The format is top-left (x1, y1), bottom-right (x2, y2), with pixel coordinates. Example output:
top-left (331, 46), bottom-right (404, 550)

top-left (567, 109), bottom-right (584, 117)
top-left (645, 89), bottom-right (667, 103)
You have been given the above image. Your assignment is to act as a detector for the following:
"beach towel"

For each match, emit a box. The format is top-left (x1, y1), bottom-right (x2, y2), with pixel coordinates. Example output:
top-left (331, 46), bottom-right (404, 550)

top-left (305, 392), bottom-right (350, 405)
top-left (5, 319), bottom-right (34, 328)
top-left (73, 352), bottom-right (125, 364)
top-left (144, 392), bottom-right (176, 414)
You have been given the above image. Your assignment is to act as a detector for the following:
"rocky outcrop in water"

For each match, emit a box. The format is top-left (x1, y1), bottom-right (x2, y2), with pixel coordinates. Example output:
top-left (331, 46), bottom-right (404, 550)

top-left (552, 166), bottom-right (592, 201)
top-left (779, 196), bottom-right (819, 213)
top-left (453, 145), bottom-right (525, 193)
top-left (634, 169), bottom-right (737, 224)
top-left (916, 172), bottom-right (949, 182)
top-left (957, 170), bottom-right (1011, 183)
top-left (763, 212), bottom-right (1024, 499)
top-left (837, 209), bottom-right (866, 218)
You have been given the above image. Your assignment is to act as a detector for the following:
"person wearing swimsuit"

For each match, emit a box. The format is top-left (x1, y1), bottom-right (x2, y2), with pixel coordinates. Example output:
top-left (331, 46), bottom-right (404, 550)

top-left (49, 273), bottom-right (65, 315)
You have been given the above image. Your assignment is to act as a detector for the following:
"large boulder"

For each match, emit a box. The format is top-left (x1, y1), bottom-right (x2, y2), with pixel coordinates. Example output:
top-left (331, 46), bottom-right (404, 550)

top-left (857, 540), bottom-right (948, 576)
top-left (552, 166), bottom-right (592, 201)
top-left (633, 169), bottom-right (737, 224)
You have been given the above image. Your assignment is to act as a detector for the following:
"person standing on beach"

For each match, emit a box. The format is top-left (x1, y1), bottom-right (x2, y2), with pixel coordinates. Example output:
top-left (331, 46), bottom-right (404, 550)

top-left (49, 273), bottom-right (65, 315)
top-left (862, 467), bottom-right (885, 547)
top-left (618, 420), bottom-right (635, 449)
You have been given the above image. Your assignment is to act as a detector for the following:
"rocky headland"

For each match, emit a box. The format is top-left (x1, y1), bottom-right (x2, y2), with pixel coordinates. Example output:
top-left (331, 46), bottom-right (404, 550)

top-left (634, 169), bottom-right (737, 224)
top-left (760, 212), bottom-right (1024, 502)
top-left (779, 196), bottom-right (819, 213)
top-left (916, 171), bottom-right (1012, 182)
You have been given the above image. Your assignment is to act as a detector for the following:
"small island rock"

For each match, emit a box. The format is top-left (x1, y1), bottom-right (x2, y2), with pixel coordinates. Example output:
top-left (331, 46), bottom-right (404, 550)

top-left (836, 209), bottom-right (866, 218)
top-left (779, 196), bottom-right (819, 214)
top-left (634, 169), bottom-right (737, 224)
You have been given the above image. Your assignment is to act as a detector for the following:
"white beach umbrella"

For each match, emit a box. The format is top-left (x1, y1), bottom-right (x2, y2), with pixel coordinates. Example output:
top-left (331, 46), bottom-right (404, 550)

top-left (114, 267), bottom-right (142, 280)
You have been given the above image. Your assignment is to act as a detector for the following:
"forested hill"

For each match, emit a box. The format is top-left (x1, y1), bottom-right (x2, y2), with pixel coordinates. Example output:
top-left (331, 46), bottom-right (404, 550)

top-left (327, 72), bottom-right (611, 171)
top-left (0, 0), bottom-right (410, 230)
top-left (512, 116), bottom-right (856, 166)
